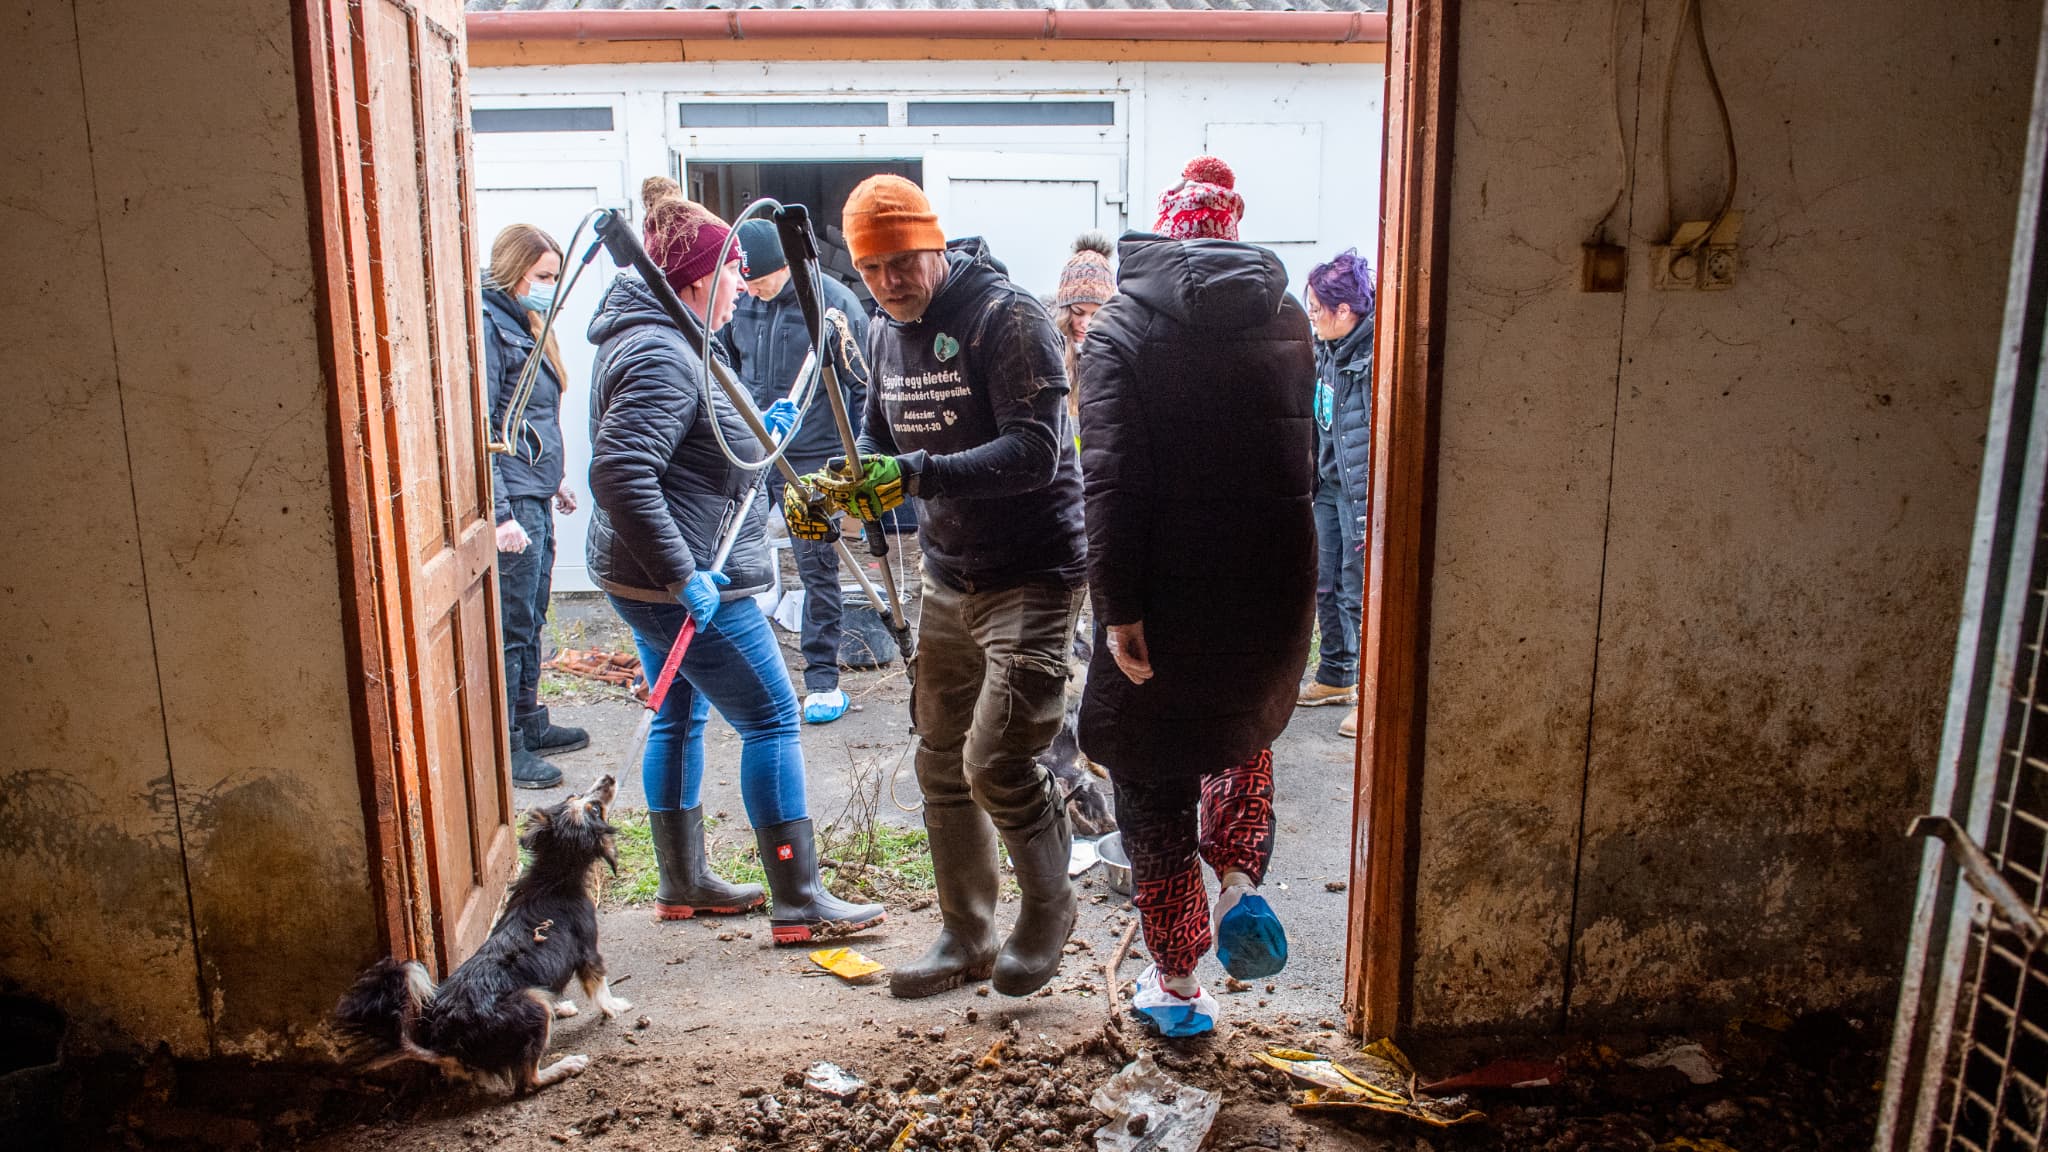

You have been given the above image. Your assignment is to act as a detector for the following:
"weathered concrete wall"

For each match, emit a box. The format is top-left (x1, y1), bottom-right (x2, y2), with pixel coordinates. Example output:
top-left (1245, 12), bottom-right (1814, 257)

top-left (1410, 1), bottom-right (2035, 1032)
top-left (0, 0), bottom-right (377, 1056)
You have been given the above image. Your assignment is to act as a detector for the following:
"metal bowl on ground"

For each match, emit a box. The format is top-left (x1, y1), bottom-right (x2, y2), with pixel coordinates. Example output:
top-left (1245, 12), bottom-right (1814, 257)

top-left (1097, 831), bottom-right (1132, 897)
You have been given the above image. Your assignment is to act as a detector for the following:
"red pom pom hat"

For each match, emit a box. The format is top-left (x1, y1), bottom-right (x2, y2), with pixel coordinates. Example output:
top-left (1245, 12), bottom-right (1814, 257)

top-left (1153, 155), bottom-right (1246, 241)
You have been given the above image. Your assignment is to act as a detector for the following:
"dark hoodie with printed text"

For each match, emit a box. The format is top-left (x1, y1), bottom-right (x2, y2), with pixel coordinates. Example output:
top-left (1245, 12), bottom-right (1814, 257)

top-left (856, 238), bottom-right (1086, 592)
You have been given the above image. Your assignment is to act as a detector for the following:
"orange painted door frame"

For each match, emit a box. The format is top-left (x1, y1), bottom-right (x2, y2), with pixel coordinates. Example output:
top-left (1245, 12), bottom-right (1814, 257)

top-left (1344, 0), bottom-right (1458, 1039)
top-left (297, 0), bottom-right (517, 974)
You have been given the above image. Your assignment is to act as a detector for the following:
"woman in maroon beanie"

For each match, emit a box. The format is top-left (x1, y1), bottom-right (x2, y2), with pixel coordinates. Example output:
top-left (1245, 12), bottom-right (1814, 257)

top-left (584, 177), bottom-right (884, 945)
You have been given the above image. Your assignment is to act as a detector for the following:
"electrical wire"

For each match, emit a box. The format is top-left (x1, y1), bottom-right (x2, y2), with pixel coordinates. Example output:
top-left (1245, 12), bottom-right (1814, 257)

top-left (1592, 0), bottom-right (1634, 243)
top-left (1659, 0), bottom-right (1739, 253)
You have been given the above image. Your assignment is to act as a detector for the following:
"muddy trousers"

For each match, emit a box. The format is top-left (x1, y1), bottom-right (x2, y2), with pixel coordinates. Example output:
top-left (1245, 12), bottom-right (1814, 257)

top-left (911, 571), bottom-right (1081, 834)
top-left (1111, 749), bottom-right (1278, 979)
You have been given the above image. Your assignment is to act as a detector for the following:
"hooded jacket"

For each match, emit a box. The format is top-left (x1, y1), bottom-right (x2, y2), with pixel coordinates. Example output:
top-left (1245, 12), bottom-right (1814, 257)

top-left (856, 237), bottom-right (1085, 592)
top-left (1316, 312), bottom-right (1374, 510)
top-left (718, 271), bottom-right (871, 474)
top-left (481, 284), bottom-right (567, 524)
top-left (1075, 234), bottom-right (1317, 776)
top-left (584, 274), bottom-right (773, 603)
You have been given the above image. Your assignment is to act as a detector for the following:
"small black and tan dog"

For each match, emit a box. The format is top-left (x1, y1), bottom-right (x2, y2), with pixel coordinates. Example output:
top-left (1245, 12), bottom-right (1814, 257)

top-left (335, 775), bottom-right (630, 1095)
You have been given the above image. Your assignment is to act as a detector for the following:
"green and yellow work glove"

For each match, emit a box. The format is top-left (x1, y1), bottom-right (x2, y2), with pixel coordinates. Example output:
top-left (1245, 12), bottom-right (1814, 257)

top-left (782, 481), bottom-right (838, 541)
top-left (820, 455), bottom-right (909, 522)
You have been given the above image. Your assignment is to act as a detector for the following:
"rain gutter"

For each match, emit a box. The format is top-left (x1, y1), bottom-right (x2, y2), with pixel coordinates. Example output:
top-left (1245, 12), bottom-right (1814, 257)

top-left (466, 9), bottom-right (1388, 45)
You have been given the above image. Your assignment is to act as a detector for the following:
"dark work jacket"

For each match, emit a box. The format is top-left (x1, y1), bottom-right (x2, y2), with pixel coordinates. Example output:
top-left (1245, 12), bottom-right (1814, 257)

top-left (584, 274), bottom-right (772, 604)
top-left (857, 238), bottom-right (1085, 592)
top-left (1075, 234), bottom-right (1317, 777)
top-left (718, 273), bottom-right (870, 473)
top-left (482, 285), bottom-right (567, 524)
top-left (1315, 313), bottom-right (1374, 509)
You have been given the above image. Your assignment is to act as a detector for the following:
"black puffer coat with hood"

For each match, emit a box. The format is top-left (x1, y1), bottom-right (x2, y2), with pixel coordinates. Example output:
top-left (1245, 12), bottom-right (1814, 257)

top-left (584, 274), bottom-right (773, 604)
top-left (1075, 234), bottom-right (1317, 777)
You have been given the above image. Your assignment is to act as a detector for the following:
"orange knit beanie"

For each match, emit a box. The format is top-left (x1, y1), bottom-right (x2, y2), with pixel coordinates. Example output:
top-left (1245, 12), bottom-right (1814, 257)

top-left (842, 175), bottom-right (947, 263)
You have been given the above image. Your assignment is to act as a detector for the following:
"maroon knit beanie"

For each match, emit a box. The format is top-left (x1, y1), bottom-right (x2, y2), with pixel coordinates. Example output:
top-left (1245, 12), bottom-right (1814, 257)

top-left (641, 176), bottom-right (733, 294)
top-left (1154, 155), bottom-right (1245, 241)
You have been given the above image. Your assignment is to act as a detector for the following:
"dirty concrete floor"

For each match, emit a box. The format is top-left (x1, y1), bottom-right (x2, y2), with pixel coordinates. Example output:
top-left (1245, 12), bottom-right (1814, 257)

top-left (270, 590), bottom-right (1883, 1152)
top-left (297, 587), bottom-right (1371, 1151)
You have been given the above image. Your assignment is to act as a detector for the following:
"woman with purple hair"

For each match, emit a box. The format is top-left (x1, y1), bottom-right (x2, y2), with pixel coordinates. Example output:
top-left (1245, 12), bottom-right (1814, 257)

top-left (1295, 248), bottom-right (1376, 738)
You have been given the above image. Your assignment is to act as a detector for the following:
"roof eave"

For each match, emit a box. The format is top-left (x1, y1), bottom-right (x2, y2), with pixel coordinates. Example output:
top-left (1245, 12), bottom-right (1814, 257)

top-left (466, 9), bottom-right (1388, 45)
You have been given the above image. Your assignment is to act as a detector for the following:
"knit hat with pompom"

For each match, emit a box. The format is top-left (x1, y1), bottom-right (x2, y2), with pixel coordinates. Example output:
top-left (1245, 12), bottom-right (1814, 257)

top-left (641, 175), bottom-right (733, 294)
top-left (1053, 231), bottom-right (1116, 309)
top-left (1153, 155), bottom-right (1245, 241)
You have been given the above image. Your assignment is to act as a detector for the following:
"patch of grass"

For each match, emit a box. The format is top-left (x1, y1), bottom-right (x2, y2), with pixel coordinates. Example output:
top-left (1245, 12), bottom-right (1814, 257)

top-left (597, 809), bottom-right (936, 911)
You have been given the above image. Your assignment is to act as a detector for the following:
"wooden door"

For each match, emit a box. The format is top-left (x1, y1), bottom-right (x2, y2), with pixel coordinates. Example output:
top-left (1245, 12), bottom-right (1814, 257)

top-left (298, 0), bottom-right (515, 974)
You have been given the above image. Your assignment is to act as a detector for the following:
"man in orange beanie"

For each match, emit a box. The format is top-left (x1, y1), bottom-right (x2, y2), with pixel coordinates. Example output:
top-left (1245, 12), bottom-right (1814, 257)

top-left (793, 174), bottom-right (1085, 1002)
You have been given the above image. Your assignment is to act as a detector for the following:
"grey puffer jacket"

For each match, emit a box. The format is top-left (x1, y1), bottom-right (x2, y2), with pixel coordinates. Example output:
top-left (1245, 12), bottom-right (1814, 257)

top-left (1075, 233), bottom-right (1316, 777)
top-left (584, 274), bottom-right (772, 604)
top-left (1315, 313), bottom-right (1374, 508)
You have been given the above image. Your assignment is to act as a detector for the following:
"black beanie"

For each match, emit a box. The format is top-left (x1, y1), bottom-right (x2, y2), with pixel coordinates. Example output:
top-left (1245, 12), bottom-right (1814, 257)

top-left (735, 218), bottom-right (788, 280)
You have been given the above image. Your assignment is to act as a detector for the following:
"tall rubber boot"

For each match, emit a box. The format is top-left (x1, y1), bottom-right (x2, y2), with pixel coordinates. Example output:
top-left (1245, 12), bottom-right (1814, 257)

top-left (992, 809), bottom-right (1077, 996)
top-left (755, 818), bottom-right (886, 946)
top-left (650, 806), bottom-right (763, 920)
top-left (889, 802), bottom-right (1000, 999)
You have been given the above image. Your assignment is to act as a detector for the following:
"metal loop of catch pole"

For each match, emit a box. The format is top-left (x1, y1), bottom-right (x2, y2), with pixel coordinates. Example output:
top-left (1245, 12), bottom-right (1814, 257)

top-left (696, 197), bottom-right (826, 476)
top-left (491, 207), bottom-right (610, 458)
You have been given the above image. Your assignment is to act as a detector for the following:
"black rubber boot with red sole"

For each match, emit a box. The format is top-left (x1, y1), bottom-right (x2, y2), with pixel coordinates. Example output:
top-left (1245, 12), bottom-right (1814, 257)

top-left (651, 806), bottom-right (764, 921)
top-left (756, 817), bottom-right (885, 945)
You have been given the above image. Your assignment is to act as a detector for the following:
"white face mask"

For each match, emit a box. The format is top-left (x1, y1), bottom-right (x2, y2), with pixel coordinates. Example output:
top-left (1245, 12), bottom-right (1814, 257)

top-left (519, 280), bottom-right (557, 314)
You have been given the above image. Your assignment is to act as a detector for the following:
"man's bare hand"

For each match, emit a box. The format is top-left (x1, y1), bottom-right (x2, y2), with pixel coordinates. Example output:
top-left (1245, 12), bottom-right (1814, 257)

top-left (1106, 622), bottom-right (1153, 686)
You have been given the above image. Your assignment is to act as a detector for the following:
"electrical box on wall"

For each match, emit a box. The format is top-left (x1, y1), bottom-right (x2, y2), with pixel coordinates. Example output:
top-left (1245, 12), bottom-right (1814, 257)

top-left (1652, 211), bottom-right (1743, 291)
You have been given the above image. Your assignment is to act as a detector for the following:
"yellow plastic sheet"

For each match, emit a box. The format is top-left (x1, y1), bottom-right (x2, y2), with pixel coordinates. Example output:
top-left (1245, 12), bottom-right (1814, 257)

top-left (1258, 1044), bottom-right (1484, 1128)
top-left (811, 947), bottom-right (884, 981)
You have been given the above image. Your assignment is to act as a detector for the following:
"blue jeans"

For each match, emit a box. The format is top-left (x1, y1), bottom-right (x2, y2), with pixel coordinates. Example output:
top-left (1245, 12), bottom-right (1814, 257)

top-left (1312, 481), bottom-right (1364, 688)
top-left (498, 496), bottom-right (555, 720)
top-left (608, 595), bottom-right (807, 827)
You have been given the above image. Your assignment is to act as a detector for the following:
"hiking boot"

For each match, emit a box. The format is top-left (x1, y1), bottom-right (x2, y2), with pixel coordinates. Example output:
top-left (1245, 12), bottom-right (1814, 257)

top-left (891, 802), bottom-right (1000, 999)
top-left (992, 811), bottom-right (1077, 997)
top-left (755, 818), bottom-right (886, 946)
top-left (1297, 681), bottom-right (1357, 708)
top-left (1339, 706), bottom-right (1359, 738)
top-left (517, 706), bottom-right (590, 756)
top-left (650, 806), bottom-right (763, 920)
top-left (509, 727), bottom-right (562, 790)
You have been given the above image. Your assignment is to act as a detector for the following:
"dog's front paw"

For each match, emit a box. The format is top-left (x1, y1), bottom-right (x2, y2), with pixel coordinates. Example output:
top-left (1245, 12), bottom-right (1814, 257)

top-left (599, 995), bottom-right (632, 1020)
top-left (555, 1001), bottom-right (580, 1018)
top-left (557, 1054), bottom-right (590, 1076)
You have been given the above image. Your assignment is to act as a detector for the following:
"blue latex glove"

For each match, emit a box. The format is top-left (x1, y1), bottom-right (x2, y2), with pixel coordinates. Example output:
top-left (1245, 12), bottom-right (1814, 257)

top-left (679, 569), bottom-right (731, 628)
top-left (762, 399), bottom-right (799, 442)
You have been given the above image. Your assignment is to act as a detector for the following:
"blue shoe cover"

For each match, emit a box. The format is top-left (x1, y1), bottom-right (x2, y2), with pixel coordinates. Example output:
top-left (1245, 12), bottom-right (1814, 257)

top-left (803, 690), bottom-right (849, 724)
top-left (1132, 964), bottom-right (1217, 1037)
top-left (1215, 887), bottom-right (1288, 980)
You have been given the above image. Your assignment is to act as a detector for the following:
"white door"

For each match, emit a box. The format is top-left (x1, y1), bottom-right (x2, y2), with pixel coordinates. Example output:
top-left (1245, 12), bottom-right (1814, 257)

top-left (475, 161), bottom-right (627, 593)
top-left (921, 152), bottom-right (1125, 301)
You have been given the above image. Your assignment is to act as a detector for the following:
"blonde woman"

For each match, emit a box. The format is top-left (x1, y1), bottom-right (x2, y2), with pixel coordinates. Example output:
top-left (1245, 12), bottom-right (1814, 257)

top-left (484, 223), bottom-right (586, 789)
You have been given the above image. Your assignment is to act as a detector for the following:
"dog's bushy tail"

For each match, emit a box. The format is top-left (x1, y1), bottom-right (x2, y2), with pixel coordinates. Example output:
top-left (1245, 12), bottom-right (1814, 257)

top-left (335, 957), bottom-right (435, 1062)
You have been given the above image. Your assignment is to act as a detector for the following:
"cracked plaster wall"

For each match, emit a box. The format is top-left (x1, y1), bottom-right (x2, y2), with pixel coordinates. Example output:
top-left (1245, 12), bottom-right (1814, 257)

top-left (0, 0), bottom-right (377, 1057)
top-left (1409, 0), bottom-right (2037, 1032)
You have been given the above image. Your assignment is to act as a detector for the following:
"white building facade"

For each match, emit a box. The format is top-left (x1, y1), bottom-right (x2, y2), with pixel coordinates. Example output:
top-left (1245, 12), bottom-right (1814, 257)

top-left (469, 47), bottom-right (1384, 590)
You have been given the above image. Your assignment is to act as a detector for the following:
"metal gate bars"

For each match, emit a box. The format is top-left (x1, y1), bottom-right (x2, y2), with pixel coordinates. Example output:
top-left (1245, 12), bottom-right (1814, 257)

top-left (1880, 5), bottom-right (2048, 1148)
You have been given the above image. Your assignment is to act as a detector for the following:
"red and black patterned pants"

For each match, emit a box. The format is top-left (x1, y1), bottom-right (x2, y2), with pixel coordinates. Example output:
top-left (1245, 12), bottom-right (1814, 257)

top-left (1110, 749), bottom-right (1277, 979)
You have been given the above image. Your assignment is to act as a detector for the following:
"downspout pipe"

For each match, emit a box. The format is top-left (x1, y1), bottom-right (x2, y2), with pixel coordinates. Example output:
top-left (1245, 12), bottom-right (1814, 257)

top-left (467, 9), bottom-right (1388, 45)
